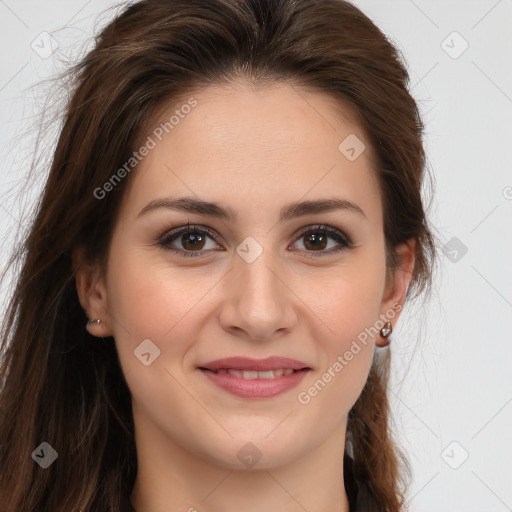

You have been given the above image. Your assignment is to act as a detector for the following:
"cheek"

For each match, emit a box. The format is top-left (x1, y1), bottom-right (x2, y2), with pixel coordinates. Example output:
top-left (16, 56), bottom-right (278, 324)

top-left (107, 245), bottom-right (206, 333)
top-left (105, 225), bottom-right (226, 385)
top-left (105, 251), bottom-right (214, 426)
top-left (105, 248), bottom-right (187, 358)
top-left (297, 251), bottom-right (385, 409)
top-left (295, 286), bottom-right (380, 433)
top-left (302, 248), bottom-right (386, 343)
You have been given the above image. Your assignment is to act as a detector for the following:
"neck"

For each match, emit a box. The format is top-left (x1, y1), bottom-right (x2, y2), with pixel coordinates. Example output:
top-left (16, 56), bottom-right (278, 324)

top-left (129, 406), bottom-right (350, 512)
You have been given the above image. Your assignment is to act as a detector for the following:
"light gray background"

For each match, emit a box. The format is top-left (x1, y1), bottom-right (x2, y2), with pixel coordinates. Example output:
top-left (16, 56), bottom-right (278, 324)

top-left (1, 1), bottom-right (511, 511)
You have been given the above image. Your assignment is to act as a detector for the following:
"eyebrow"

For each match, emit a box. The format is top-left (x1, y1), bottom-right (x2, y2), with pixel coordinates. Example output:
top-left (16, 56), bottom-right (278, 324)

top-left (137, 196), bottom-right (366, 221)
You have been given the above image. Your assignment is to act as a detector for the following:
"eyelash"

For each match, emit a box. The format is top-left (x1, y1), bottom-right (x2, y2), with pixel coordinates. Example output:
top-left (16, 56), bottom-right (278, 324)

top-left (157, 223), bottom-right (353, 259)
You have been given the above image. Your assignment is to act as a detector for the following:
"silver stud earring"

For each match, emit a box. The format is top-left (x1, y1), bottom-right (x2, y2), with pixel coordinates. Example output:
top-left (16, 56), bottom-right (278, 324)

top-left (87, 318), bottom-right (101, 327)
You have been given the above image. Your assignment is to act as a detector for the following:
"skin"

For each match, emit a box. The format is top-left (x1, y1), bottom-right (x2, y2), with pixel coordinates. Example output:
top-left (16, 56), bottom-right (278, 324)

top-left (75, 80), bottom-right (414, 512)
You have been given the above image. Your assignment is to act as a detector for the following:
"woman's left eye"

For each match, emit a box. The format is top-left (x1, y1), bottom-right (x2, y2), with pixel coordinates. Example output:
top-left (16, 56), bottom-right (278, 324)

top-left (158, 223), bottom-right (353, 258)
top-left (291, 225), bottom-right (353, 258)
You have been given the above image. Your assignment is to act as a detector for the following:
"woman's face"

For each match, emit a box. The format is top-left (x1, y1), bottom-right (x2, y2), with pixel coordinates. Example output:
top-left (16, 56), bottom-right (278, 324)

top-left (78, 80), bottom-right (412, 470)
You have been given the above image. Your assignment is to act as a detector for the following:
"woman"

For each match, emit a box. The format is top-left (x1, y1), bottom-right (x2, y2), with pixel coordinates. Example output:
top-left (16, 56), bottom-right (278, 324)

top-left (0, 0), bottom-right (436, 510)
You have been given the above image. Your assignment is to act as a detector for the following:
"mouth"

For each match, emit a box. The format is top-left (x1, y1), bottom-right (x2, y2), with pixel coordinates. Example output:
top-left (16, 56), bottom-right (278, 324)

top-left (198, 367), bottom-right (310, 379)
top-left (197, 366), bottom-right (311, 399)
top-left (196, 356), bottom-right (312, 398)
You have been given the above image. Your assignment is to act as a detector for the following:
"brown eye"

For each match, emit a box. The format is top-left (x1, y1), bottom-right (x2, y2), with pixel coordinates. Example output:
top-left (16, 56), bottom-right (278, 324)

top-left (180, 230), bottom-right (207, 251)
top-left (159, 225), bottom-right (221, 258)
top-left (291, 225), bottom-right (352, 257)
top-left (303, 231), bottom-right (328, 251)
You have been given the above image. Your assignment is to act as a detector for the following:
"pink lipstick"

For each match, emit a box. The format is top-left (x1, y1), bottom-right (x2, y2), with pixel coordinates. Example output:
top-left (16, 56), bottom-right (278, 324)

top-left (197, 356), bottom-right (311, 399)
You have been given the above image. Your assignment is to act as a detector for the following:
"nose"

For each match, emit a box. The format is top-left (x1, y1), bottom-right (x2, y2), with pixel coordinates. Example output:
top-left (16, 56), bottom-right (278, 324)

top-left (218, 249), bottom-right (298, 341)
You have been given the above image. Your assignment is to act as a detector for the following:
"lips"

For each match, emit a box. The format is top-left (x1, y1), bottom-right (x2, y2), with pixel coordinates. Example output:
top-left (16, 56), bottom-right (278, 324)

top-left (207, 368), bottom-right (297, 379)
top-left (198, 356), bottom-right (311, 372)
top-left (197, 356), bottom-right (312, 398)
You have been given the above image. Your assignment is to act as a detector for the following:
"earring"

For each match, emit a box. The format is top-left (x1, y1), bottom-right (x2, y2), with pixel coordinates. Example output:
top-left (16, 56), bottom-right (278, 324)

top-left (87, 318), bottom-right (101, 327)
top-left (376, 321), bottom-right (392, 347)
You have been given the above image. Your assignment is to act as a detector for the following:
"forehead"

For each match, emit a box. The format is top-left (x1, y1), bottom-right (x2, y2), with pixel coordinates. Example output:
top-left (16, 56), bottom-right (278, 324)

top-left (120, 81), bottom-right (382, 223)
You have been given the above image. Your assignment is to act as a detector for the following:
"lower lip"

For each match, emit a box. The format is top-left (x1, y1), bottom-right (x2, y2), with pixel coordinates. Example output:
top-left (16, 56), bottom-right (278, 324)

top-left (198, 369), bottom-right (310, 399)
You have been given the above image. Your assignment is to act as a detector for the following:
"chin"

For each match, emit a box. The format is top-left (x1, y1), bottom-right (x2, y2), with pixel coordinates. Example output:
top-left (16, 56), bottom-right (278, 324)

top-left (198, 435), bottom-right (306, 471)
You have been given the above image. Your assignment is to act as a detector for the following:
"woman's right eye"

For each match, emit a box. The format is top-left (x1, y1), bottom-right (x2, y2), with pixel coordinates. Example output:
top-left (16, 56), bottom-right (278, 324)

top-left (158, 225), bottom-right (222, 258)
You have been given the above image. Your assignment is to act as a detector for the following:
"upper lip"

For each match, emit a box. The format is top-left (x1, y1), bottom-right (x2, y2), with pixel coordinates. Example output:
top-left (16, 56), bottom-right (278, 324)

top-left (198, 356), bottom-right (311, 372)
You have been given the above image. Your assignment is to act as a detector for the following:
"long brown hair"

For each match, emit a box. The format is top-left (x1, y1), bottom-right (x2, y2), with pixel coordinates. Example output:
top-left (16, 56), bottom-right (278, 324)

top-left (0, 0), bottom-right (436, 510)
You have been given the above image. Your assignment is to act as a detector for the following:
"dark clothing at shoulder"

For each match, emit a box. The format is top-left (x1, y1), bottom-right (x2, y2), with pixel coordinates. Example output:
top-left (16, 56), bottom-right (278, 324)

top-left (124, 454), bottom-right (385, 512)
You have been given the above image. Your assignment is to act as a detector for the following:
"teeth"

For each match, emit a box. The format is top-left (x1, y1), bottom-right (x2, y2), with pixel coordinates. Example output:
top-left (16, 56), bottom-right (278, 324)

top-left (259, 370), bottom-right (280, 379)
top-left (213, 368), bottom-right (299, 379)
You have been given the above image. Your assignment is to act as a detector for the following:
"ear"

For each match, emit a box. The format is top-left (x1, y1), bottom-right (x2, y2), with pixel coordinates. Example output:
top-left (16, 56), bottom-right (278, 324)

top-left (379, 238), bottom-right (416, 324)
top-left (72, 246), bottom-right (113, 337)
